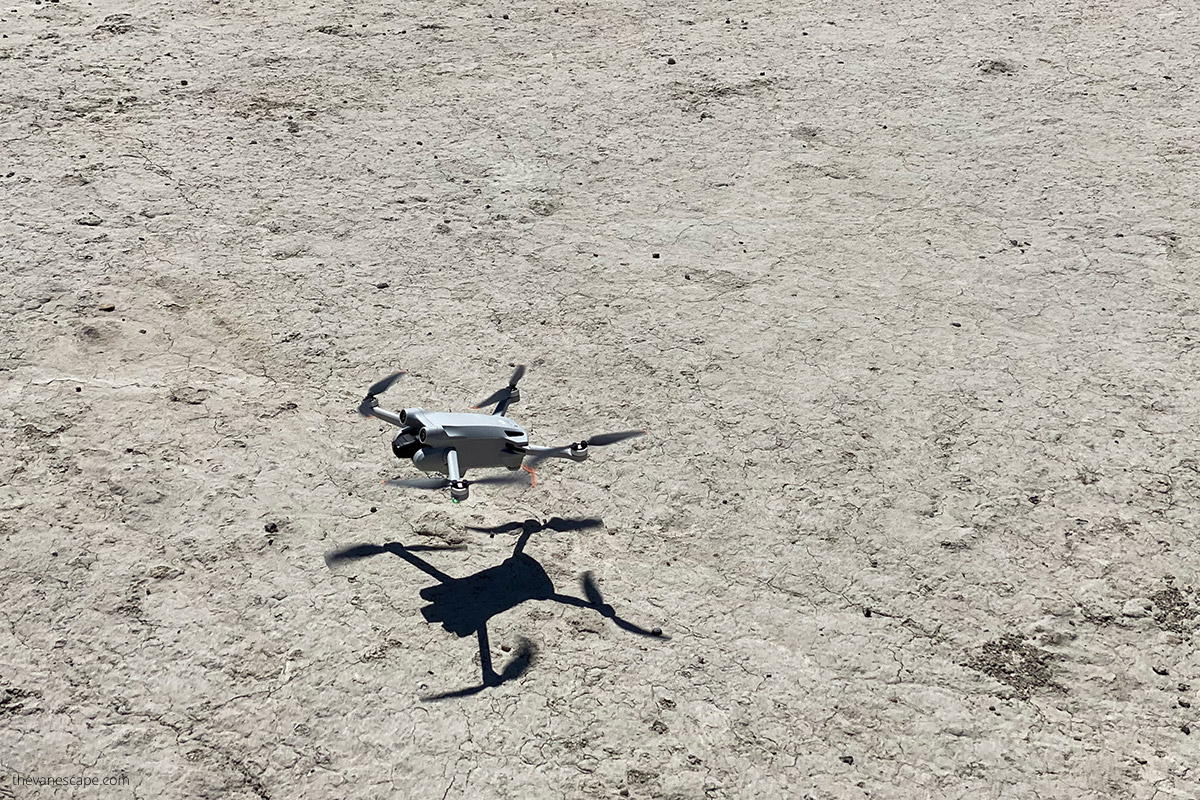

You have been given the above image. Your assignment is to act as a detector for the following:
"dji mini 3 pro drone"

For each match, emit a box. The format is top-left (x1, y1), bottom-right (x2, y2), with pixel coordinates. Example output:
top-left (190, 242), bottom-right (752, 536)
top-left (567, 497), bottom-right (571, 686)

top-left (358, 366), bottom-right (644, 503)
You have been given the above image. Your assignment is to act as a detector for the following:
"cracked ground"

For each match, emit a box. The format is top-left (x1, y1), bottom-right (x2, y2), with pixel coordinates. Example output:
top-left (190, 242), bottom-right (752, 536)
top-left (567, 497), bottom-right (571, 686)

top-left (2, 0), bottom-right (1199, 798)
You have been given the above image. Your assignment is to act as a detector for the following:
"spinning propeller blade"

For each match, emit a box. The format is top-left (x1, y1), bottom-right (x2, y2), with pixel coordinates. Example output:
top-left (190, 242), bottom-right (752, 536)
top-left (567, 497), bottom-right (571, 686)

top-left (473, 364), bottom-right (526, 410)
top-left (583, 430), bottom-right (646, 446)
top-left (358, 371), bottom-right (406, 416)
top-left (385, 473), bottom-right (529, 491)
top-left (526, 430), bottom-right (647, 463)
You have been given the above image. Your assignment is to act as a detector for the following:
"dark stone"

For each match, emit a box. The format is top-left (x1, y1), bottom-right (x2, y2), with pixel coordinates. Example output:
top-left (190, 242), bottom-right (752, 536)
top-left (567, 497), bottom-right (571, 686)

top-left (264, 522), bottom-right (278, 533)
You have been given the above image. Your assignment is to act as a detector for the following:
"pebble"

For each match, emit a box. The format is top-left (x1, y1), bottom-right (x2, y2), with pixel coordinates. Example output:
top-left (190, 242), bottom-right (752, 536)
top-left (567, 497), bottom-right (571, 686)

top-left (76, 213), bottom-right (102, 226)
top-left (840, 755), bottom-right (854, 765)
top-left (1121, 598), bottom-right (1152, 618)
top-left (375, 282), bottom-right (389, 289)
top-left (264, 522), bottom-right (278, 533)
top-left (99, 303), bottom-right (115, 312)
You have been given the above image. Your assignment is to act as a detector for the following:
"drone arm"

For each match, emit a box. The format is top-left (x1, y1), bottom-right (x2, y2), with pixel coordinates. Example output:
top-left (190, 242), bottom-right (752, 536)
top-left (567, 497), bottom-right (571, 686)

top-left (364, 401), bottom-right (405, 428)
top-left (523, 445), bottom-right (585, 463)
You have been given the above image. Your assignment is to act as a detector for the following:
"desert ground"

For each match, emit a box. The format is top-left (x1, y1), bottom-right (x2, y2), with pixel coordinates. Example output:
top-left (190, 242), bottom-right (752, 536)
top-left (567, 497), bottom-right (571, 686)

top-left (2, 0), bottom-right (1198, 797)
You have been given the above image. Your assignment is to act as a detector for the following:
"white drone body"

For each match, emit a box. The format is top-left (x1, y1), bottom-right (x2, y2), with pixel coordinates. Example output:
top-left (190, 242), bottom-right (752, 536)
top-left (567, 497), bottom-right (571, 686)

top-left (359, 366), bottom-right (643, 503)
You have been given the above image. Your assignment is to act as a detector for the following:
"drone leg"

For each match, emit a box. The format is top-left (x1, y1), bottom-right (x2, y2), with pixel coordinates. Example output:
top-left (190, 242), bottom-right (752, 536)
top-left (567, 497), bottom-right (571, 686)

top-left (521, 463), bottom-right (538, 488)
top-left (446, 449), bottom-right (470, 503)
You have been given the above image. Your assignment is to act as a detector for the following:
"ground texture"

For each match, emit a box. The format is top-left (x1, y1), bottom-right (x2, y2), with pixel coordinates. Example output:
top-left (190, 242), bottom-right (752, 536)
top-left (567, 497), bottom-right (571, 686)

top-left (2, 0), bottom-right (1199, 797)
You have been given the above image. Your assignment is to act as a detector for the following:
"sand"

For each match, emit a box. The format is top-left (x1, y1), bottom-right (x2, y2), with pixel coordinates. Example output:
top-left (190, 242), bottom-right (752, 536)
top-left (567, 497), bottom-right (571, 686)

top-left (2, 0), bottom-right (1198, 797)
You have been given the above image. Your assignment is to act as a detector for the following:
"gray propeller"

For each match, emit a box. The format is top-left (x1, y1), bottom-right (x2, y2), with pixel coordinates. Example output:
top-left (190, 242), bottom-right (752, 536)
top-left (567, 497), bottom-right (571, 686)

top-left (527, 429), bottom-right (646, 463)
top-left (358, 371), bottom-right (406, 416)
top-left (385, 473), bottom-right (529, 491)
top-left (473, 364), bottom-right (526, 410)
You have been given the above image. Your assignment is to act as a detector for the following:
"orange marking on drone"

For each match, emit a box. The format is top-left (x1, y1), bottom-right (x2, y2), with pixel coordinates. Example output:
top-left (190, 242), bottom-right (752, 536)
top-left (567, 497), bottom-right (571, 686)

top-left (521, 464), bottom-right (539, 487)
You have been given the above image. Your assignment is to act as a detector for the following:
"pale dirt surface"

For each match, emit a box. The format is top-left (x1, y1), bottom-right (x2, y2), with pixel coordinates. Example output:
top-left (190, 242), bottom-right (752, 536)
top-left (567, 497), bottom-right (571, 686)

top-left (2, 0), bottom-right (1199, 797)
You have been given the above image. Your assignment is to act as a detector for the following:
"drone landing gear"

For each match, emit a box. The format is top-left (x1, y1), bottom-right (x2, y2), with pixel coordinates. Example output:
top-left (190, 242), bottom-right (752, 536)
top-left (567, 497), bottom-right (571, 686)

top-left (446, 449), bottom-right (468, 503)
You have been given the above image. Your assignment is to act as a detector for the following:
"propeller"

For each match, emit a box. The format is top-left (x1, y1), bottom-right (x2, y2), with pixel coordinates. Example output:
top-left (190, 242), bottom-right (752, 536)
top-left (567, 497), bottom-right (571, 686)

top-left (358, 371), bottom-right (406, 416)
top-left (526, 429), bottom-right (646, 463)
top-left (473, 364), bottom-right (526, 410)
top-left (384, 473), bottom-right (529, 491)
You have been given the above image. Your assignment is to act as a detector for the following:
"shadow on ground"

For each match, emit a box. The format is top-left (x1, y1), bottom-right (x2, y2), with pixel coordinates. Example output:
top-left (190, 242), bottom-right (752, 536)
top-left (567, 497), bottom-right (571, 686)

top-left (326, 518), bottom-right (668, 700)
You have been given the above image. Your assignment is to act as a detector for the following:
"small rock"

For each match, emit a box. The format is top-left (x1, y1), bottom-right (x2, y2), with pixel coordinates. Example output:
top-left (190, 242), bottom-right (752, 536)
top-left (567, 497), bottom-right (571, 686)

top-left (99, 303), bottom-right (116, 312)
top-left (76, 213), bottom-right (102, 226)
top-left (1183, 724), bottom-right (1191, 735)
top-left (667, 57), bottom-right (676, 65)
top-left (652, 253), bottom-right (660, 259)
top-left (264, 522), bottom-right (278, 533)
top-left (840, 755), bottom-right (854, 765)
top-left (370, 507), bottom-right (377, 513)
top-left (375, 282), bottom-right (389, 289)
top-left (1153, 665), bottom-right (1170, 676)
top-left (1121, 598), bottom-right (1153, 618)
top-left (652, 627), bottom-right (663, 636)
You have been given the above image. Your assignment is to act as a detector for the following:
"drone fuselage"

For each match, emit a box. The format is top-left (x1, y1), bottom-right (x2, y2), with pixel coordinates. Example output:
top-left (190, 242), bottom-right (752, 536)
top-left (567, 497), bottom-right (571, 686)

top-left (390, 409), bottom-right (529, 475)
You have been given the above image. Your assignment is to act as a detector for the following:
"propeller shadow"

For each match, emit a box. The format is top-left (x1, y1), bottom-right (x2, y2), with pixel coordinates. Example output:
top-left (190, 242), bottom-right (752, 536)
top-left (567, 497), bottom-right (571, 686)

top-left (324, 518), bottom-right (668, 700)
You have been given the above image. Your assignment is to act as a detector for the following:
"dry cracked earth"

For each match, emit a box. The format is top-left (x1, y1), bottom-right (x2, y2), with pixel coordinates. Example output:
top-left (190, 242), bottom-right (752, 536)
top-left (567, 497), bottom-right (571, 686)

top-left (2, 0), bottom-right (1199, 798)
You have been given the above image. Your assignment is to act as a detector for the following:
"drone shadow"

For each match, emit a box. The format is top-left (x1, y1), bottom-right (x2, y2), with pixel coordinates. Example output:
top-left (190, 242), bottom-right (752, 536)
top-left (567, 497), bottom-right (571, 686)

top-left (326, 518), bottom-right (667, 701)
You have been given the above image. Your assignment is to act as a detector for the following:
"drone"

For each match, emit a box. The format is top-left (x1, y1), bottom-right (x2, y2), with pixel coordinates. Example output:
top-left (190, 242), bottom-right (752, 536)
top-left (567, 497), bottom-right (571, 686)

top-left (358, 365), bottom-right (644, 503)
